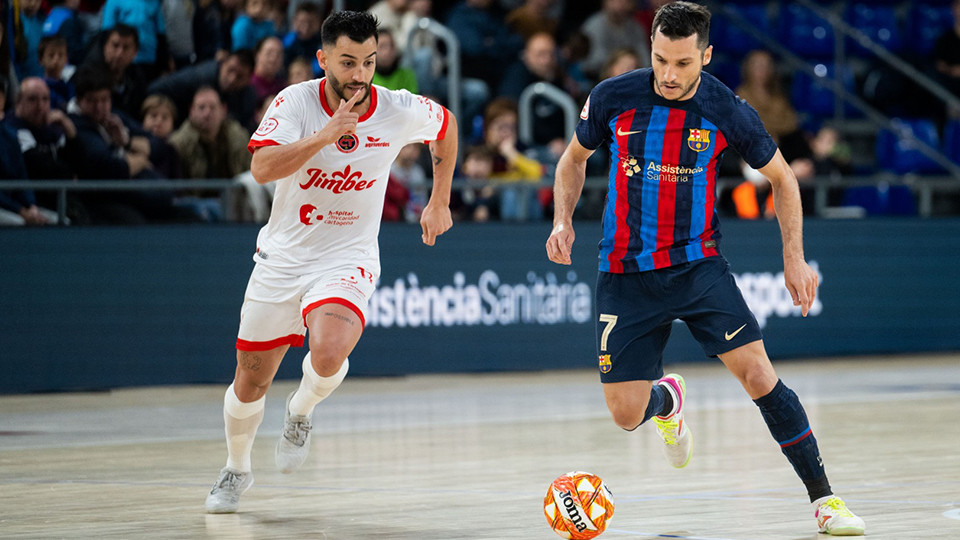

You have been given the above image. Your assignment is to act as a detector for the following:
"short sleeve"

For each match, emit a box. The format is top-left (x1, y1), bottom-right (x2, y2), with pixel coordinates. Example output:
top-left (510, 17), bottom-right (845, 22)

top-left (575, 89), bottom-right (608, 151)
top-left (396, 90), bottom-right (449, 145)
top-left (722, 98), bottom-right (778, 170)
top-left (248, 87), bottom-right (305, 153)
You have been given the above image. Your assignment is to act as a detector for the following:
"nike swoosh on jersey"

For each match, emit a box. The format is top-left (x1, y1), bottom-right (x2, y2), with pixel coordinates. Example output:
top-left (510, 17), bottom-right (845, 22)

top-left (724, 324), bottom-right (747, 341)
top-left (616, 127), bottom-right (643, 137)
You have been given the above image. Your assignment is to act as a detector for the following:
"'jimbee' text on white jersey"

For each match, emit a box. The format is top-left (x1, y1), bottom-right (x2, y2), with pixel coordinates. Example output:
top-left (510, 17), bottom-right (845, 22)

top-left (248, 79), bottom-right (449, 276)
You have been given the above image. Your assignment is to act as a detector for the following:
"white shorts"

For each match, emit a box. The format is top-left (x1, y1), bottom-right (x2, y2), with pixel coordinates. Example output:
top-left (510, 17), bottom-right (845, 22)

top-left (236, 263), bottom-right (377, 351)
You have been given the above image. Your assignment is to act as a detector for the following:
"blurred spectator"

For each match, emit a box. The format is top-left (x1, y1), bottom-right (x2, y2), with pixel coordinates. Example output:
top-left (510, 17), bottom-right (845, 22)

top-left (194, 0), bottom-right (227, 63)
top-left (100, 0), bottom-right (169, 78)
top-left (147, 48), bottom-right (257, 130)
top-left (1, 20), bottom-right (18, 111)
top-left (232, 0), bottom-right (276, 51)
top-left (730, 162), bottom-right (774, 220)
top-left (0, 120), bottom-right (57, 225)
top-left (38, 36), bottom-right (73, 111)
top-left (601, 48), bottom-right (641, 80)
top-left (140, 93), bottom-right (182, 179)
top-left (168, 86), bottom-right (251, 220)
top-left (251, 36), bottom-right (286, 101)
top-left (169, 86), bottom-right (250, 180)
top-left (456, 143), bottom-right (497, 222)
top-left (505, 0), bottom-right (557, 40)
top-left (446, 0), bottom-right (524, 92)
top-left (482, 97), bottom-right (544, 221)
top-left (68, 62), bottom-right (177, 224)
top-left (85, 24), bottom-right (150, 120)
top-left (13, 0), bottom-right (45, 79)
top-left (934, 0), bottom-right (960, 113)
top-left (389, 143), bottom-right (428, 223)
top-left (372, 29), bottom-right (417, 93)
top-left (287, 56), bottom-right (313, 85)
top-left (6, 77), bottom-right (79, 183)
top-left (215, 0), bottom-right (244, 57)
top-left (42, 0), bottom-right (85, 65)
top-left (163, 0), bottom-right (197, 68)
top-left (558, 30), bottom-right (592, 99)
top-left (580, 0), bottom-right (650, 80)
top-left (634, 0), bottom-right (671, 37)
top-left (808, 125), bottom-right (851, 178)
top-left (497, 31), bottom-right (568, 157)
top-left (0, 74), bottom-right (9, 118)
top-left (368, 0), bottom-right (418, 52)
top-left (735, 50), bottom-right (810, 163)
top-left (382, 174), bottom-right (409, 222)
top-left (282, 1), bottom-right (322, 74)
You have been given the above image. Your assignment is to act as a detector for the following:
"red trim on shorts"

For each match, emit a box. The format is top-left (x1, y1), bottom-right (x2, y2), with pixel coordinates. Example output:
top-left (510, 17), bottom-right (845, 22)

top-left (236, 334), bottom-right (305, 351)
top-left (302, 297), bottom-right (366, 328)
top-left (247, 138), bottom-right (280, 154)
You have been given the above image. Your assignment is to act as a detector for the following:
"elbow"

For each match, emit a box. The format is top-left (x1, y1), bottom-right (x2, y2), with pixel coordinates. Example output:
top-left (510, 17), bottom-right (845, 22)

top-left (249, 157), bottom-right (273, 185)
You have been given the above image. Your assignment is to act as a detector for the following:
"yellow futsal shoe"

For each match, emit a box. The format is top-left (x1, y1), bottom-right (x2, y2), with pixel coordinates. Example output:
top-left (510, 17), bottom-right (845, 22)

top-left (653, 373), bottom-right (692, 468)
top-left (814, 496), bottom-right (865, 536)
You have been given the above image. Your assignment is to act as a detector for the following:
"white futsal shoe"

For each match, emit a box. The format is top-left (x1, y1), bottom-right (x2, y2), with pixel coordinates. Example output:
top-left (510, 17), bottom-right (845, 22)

top-left (814, 496), bottom-right (866, 536)
top-left (205, 467), bottom-right (253, 514)
top-left (653, 373), bottom-right (693, 468)
top-left (275, 391), bottom-right (313, 473)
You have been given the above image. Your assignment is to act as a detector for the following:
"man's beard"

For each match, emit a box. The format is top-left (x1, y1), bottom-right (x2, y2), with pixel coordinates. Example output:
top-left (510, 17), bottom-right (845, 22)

top-left (653, 73), bottom-right (700, 101)
top-left (328, 76), bottom-right (369, 105)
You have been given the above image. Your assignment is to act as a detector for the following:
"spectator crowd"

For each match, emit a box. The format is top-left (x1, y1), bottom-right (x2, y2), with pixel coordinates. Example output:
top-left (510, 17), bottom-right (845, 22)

top-left (1, 0), bottom-right (959, 225)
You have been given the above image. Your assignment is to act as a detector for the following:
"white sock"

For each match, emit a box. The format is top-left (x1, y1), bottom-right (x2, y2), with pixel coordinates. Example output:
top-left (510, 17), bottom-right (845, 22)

top-left (657, 380), bottom-right (680, 418)
top-left (288, 352), bottom-right (349, 416)
top-left (223, 383), bottom-right (265, 472)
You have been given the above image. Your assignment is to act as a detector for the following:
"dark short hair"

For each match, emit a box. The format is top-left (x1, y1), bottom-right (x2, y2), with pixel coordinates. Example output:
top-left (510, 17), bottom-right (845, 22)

top-left (226, 48), bottom-right (256, 71)
top-left (73, 61), bottom-right (113, 99)
top-left (464, 145), bottom-right (496, 162)
top-left (651, 1), bottom-right (711, 51)
top-left (105, 23), bottom-right (140, 50)
top-left (321, 10), bottom-right (378, 47)
top-left (38, 35), bottom-right (67, 59)
top-left (295, 1), bottom-right (321, 17)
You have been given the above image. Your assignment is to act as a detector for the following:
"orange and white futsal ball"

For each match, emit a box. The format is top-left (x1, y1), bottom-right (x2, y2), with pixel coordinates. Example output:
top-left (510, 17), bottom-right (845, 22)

top-left (543, 471), bottom-right (615, 539)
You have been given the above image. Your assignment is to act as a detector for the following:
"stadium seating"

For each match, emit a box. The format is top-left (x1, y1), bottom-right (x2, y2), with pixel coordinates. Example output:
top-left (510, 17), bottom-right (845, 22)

top-left (842, 184), bottom-right (917, 215)
top-left (711, 5), bottom-right (773, 56)
top-left (791, 63), bottom-right (858, 120)
top-left (944, 120), bottom-right (960, 165)
top-left (906, 3), bottom-right (954, 57)
top-left (779, 4), bottom-right (835, 60)
top-left (845, 4), bottom-right (902, 57)
top-left (875, 118), bottom-right (944, 174)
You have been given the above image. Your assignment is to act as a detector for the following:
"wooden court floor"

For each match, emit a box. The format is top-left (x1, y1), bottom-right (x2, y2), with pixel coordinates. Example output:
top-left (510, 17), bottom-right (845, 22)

top-left (1, 354), bottom-right (958, 539)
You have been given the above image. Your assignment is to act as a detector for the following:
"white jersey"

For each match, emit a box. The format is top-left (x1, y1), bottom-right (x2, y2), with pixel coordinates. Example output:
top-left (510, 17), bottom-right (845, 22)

top-left (248, 78), bottom-right (449, 276)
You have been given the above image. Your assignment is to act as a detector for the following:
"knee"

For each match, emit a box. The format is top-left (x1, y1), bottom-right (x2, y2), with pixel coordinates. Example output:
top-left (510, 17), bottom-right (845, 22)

top-left (742, 364), bottom-right (778, 398)
top-left (607, 397), bottom-right (649, 431)
top-left (307, 345), bottom-right (347, 377)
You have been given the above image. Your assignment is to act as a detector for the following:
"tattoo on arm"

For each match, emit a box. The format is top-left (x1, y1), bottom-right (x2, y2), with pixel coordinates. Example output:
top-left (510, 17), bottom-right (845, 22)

top-left (323, 311), bottom-right (356, 325)
top-left (239, 352), bottom-right (262, 371)
top-left (432, 153), bottom-right (443, 166)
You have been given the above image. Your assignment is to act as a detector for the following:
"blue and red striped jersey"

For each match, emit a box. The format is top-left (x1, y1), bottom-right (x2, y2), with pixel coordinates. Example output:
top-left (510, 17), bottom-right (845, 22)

top-left (576, 68), bottom-right (777, 273)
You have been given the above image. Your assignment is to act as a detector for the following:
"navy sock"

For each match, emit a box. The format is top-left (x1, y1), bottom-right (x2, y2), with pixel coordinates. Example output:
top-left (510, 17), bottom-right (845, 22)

top-left (753, 380), bottom-right (832, 502)
top-left (642, 383), bottom-right (670, 424)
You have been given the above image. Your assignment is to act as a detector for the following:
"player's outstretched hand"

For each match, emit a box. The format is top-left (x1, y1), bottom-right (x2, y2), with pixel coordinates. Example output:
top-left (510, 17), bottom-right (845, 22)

top-left (420, 201), bottom-right (452, 246)
top-left (783, 258), bottom-right (819, 316)
top-left (546, 222), bottom-right (575, 265)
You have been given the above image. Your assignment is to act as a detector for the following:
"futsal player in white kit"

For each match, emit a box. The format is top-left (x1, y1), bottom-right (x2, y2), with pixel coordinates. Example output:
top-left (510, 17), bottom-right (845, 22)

top-left (205, 10), bottom-right (458, 513)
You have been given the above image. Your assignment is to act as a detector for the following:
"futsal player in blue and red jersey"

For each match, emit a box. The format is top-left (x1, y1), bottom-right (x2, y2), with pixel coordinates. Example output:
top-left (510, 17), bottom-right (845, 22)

top-left (546, 2), bottom-right (864, 536)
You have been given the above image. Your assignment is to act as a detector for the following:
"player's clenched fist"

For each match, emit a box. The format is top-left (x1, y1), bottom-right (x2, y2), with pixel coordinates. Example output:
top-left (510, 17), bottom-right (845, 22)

top-left (546, 222), bottom-right (575, 265)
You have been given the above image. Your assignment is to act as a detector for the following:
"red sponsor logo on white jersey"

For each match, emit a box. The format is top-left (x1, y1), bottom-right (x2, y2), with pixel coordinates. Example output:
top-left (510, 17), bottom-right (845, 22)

top-left (365, 136), bottom-right (390, 148)
top-left (299, 204), bottom-right (323, 225)
top-left (300, 165), bottom-right (377, 194)
top-left (256, 117), bottom-right (279, 136)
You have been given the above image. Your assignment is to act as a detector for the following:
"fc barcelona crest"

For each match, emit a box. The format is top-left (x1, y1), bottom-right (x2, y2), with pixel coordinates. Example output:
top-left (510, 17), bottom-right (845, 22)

top-left (687, 128), bottom-right (711, 152)
top-left (598, 354), bottom-right (612, 373)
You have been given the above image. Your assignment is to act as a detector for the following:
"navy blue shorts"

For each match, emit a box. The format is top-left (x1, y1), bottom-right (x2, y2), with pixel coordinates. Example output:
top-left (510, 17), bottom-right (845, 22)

top-left (595, 256), bottom-right (762, 383)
